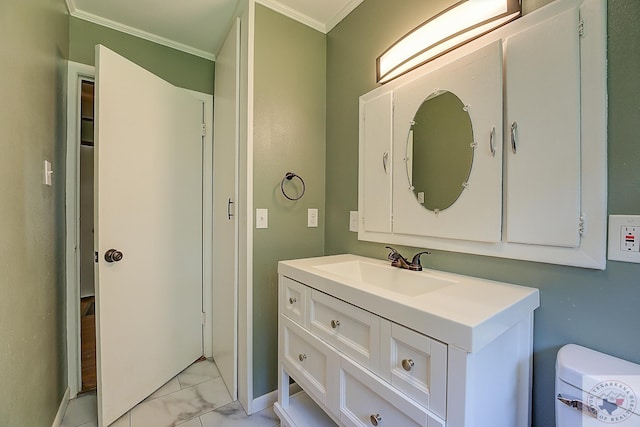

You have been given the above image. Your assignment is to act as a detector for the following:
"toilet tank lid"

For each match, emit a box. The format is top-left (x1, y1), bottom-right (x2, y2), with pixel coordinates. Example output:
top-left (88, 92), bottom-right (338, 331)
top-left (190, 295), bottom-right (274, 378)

top-left (557, 344), bottom-right (640, 389)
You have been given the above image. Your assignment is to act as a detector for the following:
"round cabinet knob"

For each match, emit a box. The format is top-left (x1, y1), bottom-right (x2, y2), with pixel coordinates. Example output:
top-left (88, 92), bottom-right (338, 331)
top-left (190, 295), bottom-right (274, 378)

top-left (330, 320), bottom-right (340, 329)
top-left (104, 249), bottom-right (124, 263)
top-left (402, 359), bottom-right (415, 371)
top-left (370, 414), bottom-right (382, 426)
top-left (289, 297), bottom-right (297, 304)
top-left (298, 353), bottom-right (307, 362)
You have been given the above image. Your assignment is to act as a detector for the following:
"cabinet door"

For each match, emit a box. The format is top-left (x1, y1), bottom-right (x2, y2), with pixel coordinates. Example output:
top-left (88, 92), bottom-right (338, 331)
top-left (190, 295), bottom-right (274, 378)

top-left (381, 322), bottom-right (447, 419)
top-left (392, 41), bottom-right (503, 243)
top-left (359, 91), bottom-right (393, 233)
top-left (505, 7), bottom-right (581, 247)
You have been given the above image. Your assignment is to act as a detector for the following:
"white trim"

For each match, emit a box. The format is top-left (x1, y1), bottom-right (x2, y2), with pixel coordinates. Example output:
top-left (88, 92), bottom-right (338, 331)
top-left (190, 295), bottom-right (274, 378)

top-left (255, 0), bottom-right (363, 33)
top-left (252, 384), bottom-right (302, 413)
top-left (65, 61), bottom-right (95, 398)
top-left (255, 0), bottom-right (325, 32)
top-left (51, 387), bottom-right (70, 427)
top-left (68, 7), bottom-right (215, 61)
top-left (238, 0), bottom-right (256, 415)
top-left (324, 0), bottom-right (364, 32)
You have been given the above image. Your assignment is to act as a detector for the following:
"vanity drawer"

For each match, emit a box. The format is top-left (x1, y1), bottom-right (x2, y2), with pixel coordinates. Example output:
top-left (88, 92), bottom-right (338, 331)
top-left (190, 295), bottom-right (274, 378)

top-left (382, 322), bottom-right (447, 419)
top-left (281, 315), bottom-right (338, 406)
top-left (280, 276), bottom-right (306, 326)
top-left (339, 355), bottom-right (445, 427)
top-left (309, 289), bottom-right (380, 370)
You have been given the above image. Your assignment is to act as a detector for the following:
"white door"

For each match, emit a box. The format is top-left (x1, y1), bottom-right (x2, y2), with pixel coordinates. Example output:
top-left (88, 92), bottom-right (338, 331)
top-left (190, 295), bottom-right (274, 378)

top-left (213, 18), bottom-right (240, 400)
top-left (94, 45), bottom-right (204, 426)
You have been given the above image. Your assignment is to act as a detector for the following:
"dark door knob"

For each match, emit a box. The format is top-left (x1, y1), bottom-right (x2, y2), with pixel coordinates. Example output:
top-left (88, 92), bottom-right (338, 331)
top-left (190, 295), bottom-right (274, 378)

top-left (104, 249), bottom-right (124, 263)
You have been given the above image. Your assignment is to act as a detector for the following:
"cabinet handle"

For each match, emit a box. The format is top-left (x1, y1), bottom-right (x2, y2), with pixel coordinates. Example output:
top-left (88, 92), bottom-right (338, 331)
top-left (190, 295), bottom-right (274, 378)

top-left (289, 297), bottom-right (297, 304)
top-left (298, 353), bottom-right (307, 362)
top-left (331, 319), bottom-right (340, 329)
top-left (489, 126), bottom-right (496, 157)
top-left (402, 358), bottom-right (415, 371)
top-left (370, 414), bottom-right (382, 426)
top-left (511, 121), bottom-right (518, 154)
top-left (382, 152), bottom-right (389, 174)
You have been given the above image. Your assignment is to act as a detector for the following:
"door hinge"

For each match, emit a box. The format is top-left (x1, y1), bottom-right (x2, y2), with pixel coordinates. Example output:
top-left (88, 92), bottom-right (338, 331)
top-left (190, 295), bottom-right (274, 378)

top-left (579, 214), bottom-right (585, 236)
top-left (578, 19), bottom-right (585, 37)
top-left (201, 312), bottom-right (206, 325)
top-left (94, 251), bottom-right (98, 263)
top-left (201, 123), bottom-right (207, 137)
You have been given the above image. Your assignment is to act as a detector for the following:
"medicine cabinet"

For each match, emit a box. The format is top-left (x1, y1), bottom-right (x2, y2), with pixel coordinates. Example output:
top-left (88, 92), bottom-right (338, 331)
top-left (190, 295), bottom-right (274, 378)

top-left (357, 0), bottom-right (607, 269)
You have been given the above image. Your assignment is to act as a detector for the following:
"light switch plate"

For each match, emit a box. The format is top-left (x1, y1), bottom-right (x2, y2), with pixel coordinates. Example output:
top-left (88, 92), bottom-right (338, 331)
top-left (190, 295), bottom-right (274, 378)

top-left (43, 160), bottom-right (53, 186)
top-left (608, 215), bottom-right (640, 263)
top-left (256, 208), bottom-right (268, 229)
top-left (308, 208), bottom-right (318, 227)
top-left (349, 211), bottom-right (359, 232)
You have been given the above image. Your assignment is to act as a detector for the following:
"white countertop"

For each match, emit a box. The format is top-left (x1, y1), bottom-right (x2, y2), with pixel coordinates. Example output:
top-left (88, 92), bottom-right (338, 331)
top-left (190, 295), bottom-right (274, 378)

top-left (278, 254), bottom-right (540, 353)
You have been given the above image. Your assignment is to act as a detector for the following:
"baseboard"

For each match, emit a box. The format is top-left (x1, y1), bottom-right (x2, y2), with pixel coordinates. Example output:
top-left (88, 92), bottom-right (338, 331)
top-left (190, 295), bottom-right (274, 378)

top-left (251, 383), bottom-right (302, 414)
top-left (51, 387), bottom-right (70, 427)
top-left (251, 388), bottom-right (277, 413)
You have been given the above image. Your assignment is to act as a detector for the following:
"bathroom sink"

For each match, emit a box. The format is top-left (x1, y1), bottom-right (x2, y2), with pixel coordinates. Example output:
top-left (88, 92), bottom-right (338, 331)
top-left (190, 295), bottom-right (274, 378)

top-left (313, 260), bottom-right (455, 296)
top-left (279, 254), bottom-right (540, 352)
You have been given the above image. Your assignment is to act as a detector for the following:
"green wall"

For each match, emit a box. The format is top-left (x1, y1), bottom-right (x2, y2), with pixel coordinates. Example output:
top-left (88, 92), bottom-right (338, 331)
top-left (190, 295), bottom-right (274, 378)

top-left (252, 4), bottom-right (326, 396)
top-left (0, 1), bottom-right (69, 426)
top-left (326, 1), bottom-right (640, 427)
top-left (69, 17), bottom-right (214, 94)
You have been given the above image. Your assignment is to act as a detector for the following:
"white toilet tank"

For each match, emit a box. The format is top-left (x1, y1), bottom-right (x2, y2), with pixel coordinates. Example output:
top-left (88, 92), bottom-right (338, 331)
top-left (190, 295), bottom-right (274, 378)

top-left (556, 344), bottom-right (640, 426)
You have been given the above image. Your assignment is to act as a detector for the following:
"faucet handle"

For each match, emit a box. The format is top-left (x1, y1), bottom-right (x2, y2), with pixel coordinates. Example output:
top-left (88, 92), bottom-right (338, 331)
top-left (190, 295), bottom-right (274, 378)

top-left (410, 251), bottom-right (431, 270)
top-left (385, 246), bottom-right (400, 261)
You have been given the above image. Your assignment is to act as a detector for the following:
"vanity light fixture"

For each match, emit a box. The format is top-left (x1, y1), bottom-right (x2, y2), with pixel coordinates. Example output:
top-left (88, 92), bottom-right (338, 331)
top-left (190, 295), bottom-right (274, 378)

top-left (376, 0), bottom-right (521, 83)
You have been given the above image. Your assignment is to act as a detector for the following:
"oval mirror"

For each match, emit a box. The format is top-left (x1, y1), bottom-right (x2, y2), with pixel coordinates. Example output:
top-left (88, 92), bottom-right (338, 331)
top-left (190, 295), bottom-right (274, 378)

top-left (405, 90), bottom-right (474, 212)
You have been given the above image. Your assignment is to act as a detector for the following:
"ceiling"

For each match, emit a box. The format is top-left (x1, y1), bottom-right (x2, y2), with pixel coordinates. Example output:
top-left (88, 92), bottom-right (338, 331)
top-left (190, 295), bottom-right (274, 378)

top-left (66, 0), bottom-right (363, 60)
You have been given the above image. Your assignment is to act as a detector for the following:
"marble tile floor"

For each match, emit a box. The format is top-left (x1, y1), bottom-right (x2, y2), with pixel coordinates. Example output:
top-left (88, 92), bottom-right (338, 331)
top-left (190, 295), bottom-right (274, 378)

top-left (61, 358), bottom-right (280, 427)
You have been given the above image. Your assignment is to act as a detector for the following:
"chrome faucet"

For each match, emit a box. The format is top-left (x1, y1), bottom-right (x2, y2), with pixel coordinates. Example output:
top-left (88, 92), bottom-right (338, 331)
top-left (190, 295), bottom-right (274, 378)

top-left (385, 246), bottom-right (431, 271)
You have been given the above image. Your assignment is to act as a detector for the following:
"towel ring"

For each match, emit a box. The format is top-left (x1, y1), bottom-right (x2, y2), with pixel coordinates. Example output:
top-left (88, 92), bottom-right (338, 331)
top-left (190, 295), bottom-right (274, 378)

top-left (280, 172), bottom-right (306, 201)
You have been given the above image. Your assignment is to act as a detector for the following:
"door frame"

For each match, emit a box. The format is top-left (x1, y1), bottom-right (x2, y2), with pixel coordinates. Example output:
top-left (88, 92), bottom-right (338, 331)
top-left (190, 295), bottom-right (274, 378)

top-left (64, 61), bottom-right (214, 397)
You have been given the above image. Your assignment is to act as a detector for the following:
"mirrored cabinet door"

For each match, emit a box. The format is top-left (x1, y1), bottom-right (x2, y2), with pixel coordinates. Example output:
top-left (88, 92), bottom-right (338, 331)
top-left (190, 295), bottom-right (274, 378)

top-left (392, 41), bottom-right (504, 243)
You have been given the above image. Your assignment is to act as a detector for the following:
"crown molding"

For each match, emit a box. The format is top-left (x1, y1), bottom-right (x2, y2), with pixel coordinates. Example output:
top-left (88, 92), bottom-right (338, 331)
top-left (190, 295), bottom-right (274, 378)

top-left (255, 0), bottom-right (326, 32)
top-left (67, 1), bottom-right (215, 61)
top-left (325, 0), bottom-right (363, 32)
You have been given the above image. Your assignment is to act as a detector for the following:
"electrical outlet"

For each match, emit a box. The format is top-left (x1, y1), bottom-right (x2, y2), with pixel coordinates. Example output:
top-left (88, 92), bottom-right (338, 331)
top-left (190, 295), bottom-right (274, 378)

top-left (608, 215), bottom-right (640, 263)
top-left (308, 208), bottom-right (318, 227)
top-left (349, 211), bottom-right (359, 232)
top-left (621, 226), bottom-right (639, 252)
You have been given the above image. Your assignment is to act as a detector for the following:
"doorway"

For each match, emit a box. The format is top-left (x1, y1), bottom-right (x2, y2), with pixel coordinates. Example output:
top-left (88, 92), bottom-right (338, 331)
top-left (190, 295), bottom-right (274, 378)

top-left (79, 79), bottom-right (96, 393)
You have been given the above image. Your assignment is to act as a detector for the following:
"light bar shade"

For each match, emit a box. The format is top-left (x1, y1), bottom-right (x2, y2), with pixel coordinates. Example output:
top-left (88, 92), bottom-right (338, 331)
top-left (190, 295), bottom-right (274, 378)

top-left (377, 0), bottom-right (521, 83)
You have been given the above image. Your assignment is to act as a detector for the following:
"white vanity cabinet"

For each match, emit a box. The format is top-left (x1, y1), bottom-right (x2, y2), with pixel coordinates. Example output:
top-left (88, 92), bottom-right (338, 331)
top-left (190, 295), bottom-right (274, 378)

top-left (275, 255), bottom-right (540, 427)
